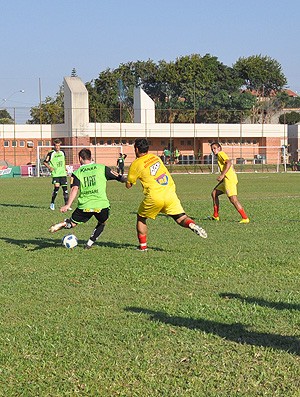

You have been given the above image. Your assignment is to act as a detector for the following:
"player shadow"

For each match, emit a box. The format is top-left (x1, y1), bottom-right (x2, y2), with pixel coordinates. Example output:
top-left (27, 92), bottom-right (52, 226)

top-left (0, 202), bottom-right (42, 209)
top-left (219, 292), bottom-right (300, 311)
top-left (0, 237), bottom-right (165, 252)
top-left (0, 236), bottom-right (61, 251)
top-left (97, 241), bottom-right (165, 251)
top-left (125, 307), bottom-right (300, 356)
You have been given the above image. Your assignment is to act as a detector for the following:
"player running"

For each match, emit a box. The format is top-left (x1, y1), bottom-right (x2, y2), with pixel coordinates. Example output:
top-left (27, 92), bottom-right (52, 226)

top-left (126, 138), bottom-right (207, 251)
top-left (210, 142), bottom-right (250, 223)
top-left (43, 139), bottom-right (70, 211)
top-left (49, 148), bottom-right (126, 249)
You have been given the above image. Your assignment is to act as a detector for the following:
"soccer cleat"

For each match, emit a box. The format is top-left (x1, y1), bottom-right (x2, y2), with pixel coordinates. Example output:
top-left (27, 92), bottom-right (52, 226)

top-left (189, 223), bottom-right (208, 239)
top-left (84, 244), bottom-right (93, 250)
top-left (239, 218), bottom-right (250, 224)
top-left (49, 221), bottom-right (66, 233)
top-left (209, 215), bottom-right (219, 221)
top-left (50, 203), bottom-right (55, 210)
top-left (136, 247), bottom-right (148, 252)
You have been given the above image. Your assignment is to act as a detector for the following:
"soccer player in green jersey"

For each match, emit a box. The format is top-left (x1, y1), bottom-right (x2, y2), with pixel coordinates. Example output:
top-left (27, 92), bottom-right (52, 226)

top-left (210, 142), bottom-right (250, 223)
top-left (43, 139), bottom-right (69, 211)
top-left (117, 153), bottom-right (127, 175)
top-left (49, 148), bottom-right (126, 249)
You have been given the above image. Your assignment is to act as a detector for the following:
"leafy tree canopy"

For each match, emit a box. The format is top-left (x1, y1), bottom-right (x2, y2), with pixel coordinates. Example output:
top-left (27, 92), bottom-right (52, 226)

top-left (233, 55), bottom-right (287, 97)
top-left (0, 109), bottom-right (14, 124)
top-left (28, 53), bottom-right (290, 124)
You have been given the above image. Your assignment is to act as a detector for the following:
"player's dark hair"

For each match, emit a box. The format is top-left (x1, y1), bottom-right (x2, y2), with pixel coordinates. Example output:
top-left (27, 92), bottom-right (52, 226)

top-left (78, 148), bottom-right (92, 160)
top-left (210, 142), bottom-right (222, 149)
top-left (53, 138), bottom-right (62, 145)
top-left (134, 138), bottom-right (149, 154)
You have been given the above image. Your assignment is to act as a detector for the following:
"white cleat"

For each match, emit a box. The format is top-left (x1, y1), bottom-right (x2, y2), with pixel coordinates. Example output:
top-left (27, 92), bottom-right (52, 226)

top-left (50, 203), bottom-right (55, 210)
top-left (49, 221), bottom-right (66, 233)
top-left (189, 223), bottom-right (208, 239)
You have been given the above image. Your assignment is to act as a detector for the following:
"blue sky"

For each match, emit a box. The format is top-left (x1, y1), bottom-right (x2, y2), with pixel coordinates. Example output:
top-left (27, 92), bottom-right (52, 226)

top-left (1, 0), bottom-right (299, 121)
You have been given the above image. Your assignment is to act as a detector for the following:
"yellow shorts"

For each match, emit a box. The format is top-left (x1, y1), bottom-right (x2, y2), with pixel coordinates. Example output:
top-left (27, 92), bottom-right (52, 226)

top-left (138, 191), bottom-right (184, 220)
top-left (216, 179), bottom-right (238, 197)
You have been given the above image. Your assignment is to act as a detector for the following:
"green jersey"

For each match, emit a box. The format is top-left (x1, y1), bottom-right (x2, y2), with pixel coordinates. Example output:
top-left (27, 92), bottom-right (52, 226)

top-left (45, 150), bottom-right (67, 177)
top-left (72, 163), bottom-right (110, 211)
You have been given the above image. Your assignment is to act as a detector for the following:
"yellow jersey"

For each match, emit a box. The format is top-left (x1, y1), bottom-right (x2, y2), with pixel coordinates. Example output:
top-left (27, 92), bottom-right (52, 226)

top-left (217, 151), bottom-right (238, 183)
top-left (127, 153), bottom-right (176, 196)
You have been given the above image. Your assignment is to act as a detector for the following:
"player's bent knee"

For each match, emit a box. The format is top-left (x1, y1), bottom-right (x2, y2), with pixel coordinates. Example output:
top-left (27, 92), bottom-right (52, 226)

top-left (170, 213), bottom-right (186, 221)
top-left (65, 218), bottom-right (76, 229)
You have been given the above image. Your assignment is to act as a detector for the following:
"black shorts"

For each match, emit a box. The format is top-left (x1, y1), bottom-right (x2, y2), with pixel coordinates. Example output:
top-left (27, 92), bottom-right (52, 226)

top-left (52, 176), bottom-right (67, 186)
top-left (71, 207), bottom-right (110, 225)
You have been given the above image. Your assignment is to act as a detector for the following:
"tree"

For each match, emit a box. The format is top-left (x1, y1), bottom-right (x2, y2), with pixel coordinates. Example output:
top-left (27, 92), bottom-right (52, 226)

top-left (71, 68), bottom-right (78, 77)
top-left (233, 55), bottom-right (287, 97)
top-left (279, 111), bottom-right (300, 125)
top-left (27, 86), bottom-right (64, 124)
top-left (0, 109), bottom-right (14, 124)
top-left (28, 53), bottom-right (288, 125)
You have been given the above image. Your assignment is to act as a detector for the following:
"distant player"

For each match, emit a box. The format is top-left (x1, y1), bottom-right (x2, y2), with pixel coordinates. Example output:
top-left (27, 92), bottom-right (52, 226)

top-left (126, 138), bottom-right (207, 251)
top-left (210, 142), bottom-right (249, 223)
top-left (43, 139), bottom-right (69, 210)
top-left (49, 148), bottom-right (126, 249)
top-left (117, 153), bottom-right (127, 175)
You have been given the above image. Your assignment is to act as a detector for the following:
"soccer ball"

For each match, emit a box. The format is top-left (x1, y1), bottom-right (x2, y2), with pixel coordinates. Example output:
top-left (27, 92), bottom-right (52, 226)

top-left (62, 234), bottom-right (78, 249)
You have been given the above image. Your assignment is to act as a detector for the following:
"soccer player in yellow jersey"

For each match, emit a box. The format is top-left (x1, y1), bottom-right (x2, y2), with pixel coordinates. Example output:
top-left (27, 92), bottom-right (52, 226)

top-left (126, 138), bottom-right (207, 251)
top-left (210, 142), bottom-right (249, 223)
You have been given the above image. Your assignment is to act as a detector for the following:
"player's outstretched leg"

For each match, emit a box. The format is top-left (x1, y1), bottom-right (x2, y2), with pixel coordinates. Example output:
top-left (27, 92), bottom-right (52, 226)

top-left (189, 223), bottom-right (208, 238)
top-left (172, 214), bottom-right (207, 239)
top-left (49, 218), bottom-right (73, 233)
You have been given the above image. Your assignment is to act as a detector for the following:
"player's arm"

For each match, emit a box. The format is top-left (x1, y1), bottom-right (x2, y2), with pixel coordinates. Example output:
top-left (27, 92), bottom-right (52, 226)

top-left (43, 153), bottom-right (53, 172)
top-left (60, 174), bottom-right (79, 212)
top-left (105, 166), bottom-right (127, 183)
top-left (126, 165), bottom-right (136, 189)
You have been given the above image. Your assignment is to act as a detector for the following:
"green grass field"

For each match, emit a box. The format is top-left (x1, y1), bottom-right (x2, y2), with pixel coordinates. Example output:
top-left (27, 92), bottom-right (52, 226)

top-left (0, 173), bottom-right (300, 396)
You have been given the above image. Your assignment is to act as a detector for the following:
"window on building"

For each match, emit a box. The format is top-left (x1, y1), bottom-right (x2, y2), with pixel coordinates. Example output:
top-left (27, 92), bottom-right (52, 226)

top-left (107, 140), bottom-right (112, 145)
top-left (27, 141), bottom-right (34, 148)
top-left (180, 140), bottom-right (185, 146)
top-left (4, 141), bottom-right (9, 147)
top-left (45, 141), bottom-right (51, 146)
top-left (187, 140), bottom-right (192, 146)
top-left (38, 141), bottom-right (43, 147)
top-left (161, 140), bottom-right (166, 146)
top-left (12, 140), bottom-right (17, 147)
top-left (19, 140), bottom-right (25, 147)
top-left (99, 140), bottom-right (104, 145)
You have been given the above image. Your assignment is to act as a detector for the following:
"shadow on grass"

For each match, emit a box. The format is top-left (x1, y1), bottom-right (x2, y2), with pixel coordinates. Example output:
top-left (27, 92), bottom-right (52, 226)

top-left (125, 307), bottom-right (300, 356)
top-left (97, 241), bottom-right (165, 251)
top-left (0, 202), bottom-right (42, 209)
top-left (0, 236), bottom-right (62, 251)
top-left (219, 292), bottom-right (300, 311)
top-left (0, 237), bottom-right (164, 252)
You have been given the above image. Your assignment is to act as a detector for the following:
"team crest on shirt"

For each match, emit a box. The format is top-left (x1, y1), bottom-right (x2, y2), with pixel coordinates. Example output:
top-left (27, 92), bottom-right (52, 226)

top-left (155, 173), bottom-right (168, 185)
top-left (150, 161), bottom-right (160, 175)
